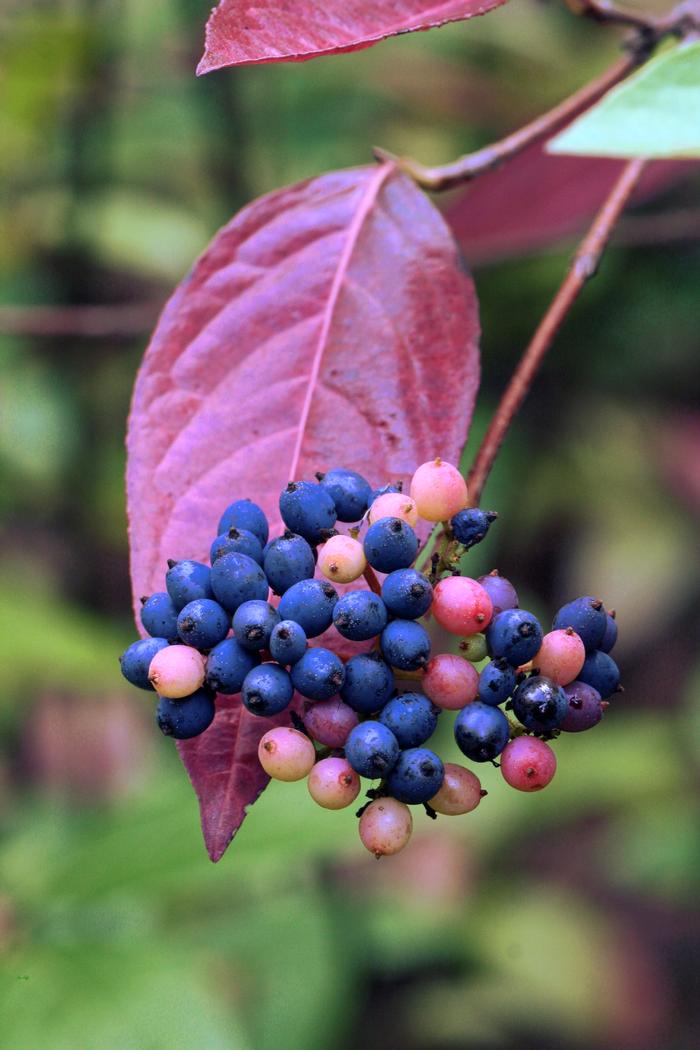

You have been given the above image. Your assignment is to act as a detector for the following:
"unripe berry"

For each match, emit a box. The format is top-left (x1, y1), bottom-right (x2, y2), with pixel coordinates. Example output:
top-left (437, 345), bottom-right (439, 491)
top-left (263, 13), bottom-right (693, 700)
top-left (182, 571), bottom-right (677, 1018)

top-left (409, 458), bottom-right (468, 522)
top-left (257, 727), bottom-right (316, 781)
top-left (303, 696), bottom-right (358, 747)
top-left (308, 757), bottom-right (360, 809)
top-left (429, 763), bottom-right (484, 815)
top-left (359, 797), bottom-right (413, 858)
top-left (534, 628), bottom-right (585, 685)
top-left (432, 576), bottom-right (493, 636)
top-left (317, 534), bottom-right (367, 583)
top-left (459, 633), bottom-right (488, 662)
top-left (368, 492), bottom-right (419, 527)
top-left (422, 653), bottom-right (479, 710)
top-left (148, 645), bottom-right (206, 698)
top-left (500, 736), bottom-right (556, 792)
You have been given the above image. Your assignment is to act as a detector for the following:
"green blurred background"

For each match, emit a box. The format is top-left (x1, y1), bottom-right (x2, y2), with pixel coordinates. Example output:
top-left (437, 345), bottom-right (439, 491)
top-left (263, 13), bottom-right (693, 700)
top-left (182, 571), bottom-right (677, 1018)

top-left (1, 1), bottom-right (699, 1047)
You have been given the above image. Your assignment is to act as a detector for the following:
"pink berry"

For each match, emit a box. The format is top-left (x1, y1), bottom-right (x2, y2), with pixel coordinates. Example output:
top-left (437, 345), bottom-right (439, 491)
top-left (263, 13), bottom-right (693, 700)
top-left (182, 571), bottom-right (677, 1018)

top-left (317, 534), bottom-right (367, 583)
top-left (368, 492), bottom-right (419, 527)
top-left (303, 696), bottom-right (358, 747)
top-left (409, 458), bottom-right (468, 522)
top-left (258, 727), bottom-right (316, 781)
top-left (148, 645), bottom-right (205, 698)
top-left (429, 763), bottom-right (484, 815)
top-left (422, 653), bottom-right (479, 710)
top-left (308, 757), bottom-right (360, 809)
top-left (359, 797), bottom-right (413, 858)
top-left (500, 736), bottom-right (556, 792)
top-left (534, 628), bottom-right (585, 685)
top-left (431, 576), bottom-right (493, 636)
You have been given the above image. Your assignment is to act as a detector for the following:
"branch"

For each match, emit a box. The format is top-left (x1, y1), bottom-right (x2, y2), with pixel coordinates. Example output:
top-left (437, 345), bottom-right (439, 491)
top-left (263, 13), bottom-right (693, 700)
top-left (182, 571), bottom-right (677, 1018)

top-left (0, 302), bottom-right (161, 339)
top-left (467, 157), bottom-right (647, 506)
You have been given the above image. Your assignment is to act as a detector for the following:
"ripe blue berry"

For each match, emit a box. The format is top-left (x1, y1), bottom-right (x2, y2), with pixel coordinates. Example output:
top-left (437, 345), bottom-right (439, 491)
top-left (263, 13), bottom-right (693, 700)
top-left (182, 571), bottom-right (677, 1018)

top-left (599, 611), bottom-right (618, 653)
top-left (120, 637), bottom-right (169, 691)
top-left (332, 591), bottom-right (388, 641)
top-left (290, 647), bottom-right (345, 701)
top-left (242, 663), bottom-right (294, 716)
top-left (386, 747), bottom-right (444, 804)
top-left (369, 482), bottom-right (401, 504)
top-left (454, 701), bottom-right (509, 762)
top-left (210, 552), bottom-right (268, 614)
top-left (232, 600), bottom-right (281, 651)
top-left (577, 650), bottom-right (620, 699)
top-left (177, 598), bottom-right (230, 650)
top-left (560, 680), bottom-right (604, 732)
top-left (450, 508), bottom-right (498, 549)
top-left (552, 596), bottom-right (607, 651)
top-left (279, 481), bottom-right (337, 544)
top-left (345, 721), bottom-right (400, 779)
top-left (364, 517), bottom-right (418, 573)
top-left (156, 688), bottom-right (215, 740)
top-left (205, 637), bottom-right (259, 694)
top-left (317, 468), bottom-right (371, 522)
top-left (478, 658), bottom-right (517, 706)
top-left (140, 592), bottom-right (179, 643)
top-left (340, 652), bottom-right (395, 713)
top-left (218, 499), bottom-right (269, 545)
top-left (381, 569), bottom-right (433, 620)
top-left (380, 619), bottom-right (431, 671)
top-left (263, 532), bottom-right (316, 595)
top-left (477, 571), bottom-right (519, 615)
top-left (165, 560), bottom-right (213, 611)
top-left (277, 578), bottom-right (338, 638)
top-left (486, 609), bottom-right (543, 666)
top-left (511, 674), bottom-right (568, 732)
top-left (269, 620), bottom-right (307, 665)
top-left (378, 692), bottom-right (439, 748)
top-left (210, 528), bottom-right (264, 566)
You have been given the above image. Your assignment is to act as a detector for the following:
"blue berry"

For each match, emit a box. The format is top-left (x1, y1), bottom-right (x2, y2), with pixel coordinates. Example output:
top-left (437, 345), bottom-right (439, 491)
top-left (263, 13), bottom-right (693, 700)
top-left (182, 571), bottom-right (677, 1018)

top-left (277, 579), bottom-right (338, 638)
top-left (486, 609), bottom-right (543, 666)
top-left (263, 531), bottom-right (316, 594)
top-left (140, 592), bottom-right (179, 643)
top-left (454, 701), bottom-right (509, 762)
top-left (478, 658), bottom-right (517, 706)
top-left (165, 560), bottom-right (213, 611)
top-left (269, 620), bottom-right (307, 665)
top-left (210, 528), bottom-right (264, 566)
top-left (369, 482), bottom-right (401, 504)
top-left (450, 508), bottom-right (498, 549)
top-left (386, 747), bottom-right (444, 804)
top-left (232, 600), bottom-right (280, 651)
top-left (332, 591), bottom-right (388, 641)
top-left (560, 680), bottom-right (604, 733)
top-left (552, 595), bottom-right (607, 651)
top-left (577, 650), bottom-right (620, 699)
top-left (291, 647), bottom-right (345, 701)
top-left (599, 612), bottom-right (618, 653)
top-left (218, 499), bottom-right (269, 545)
top-left (120, 637), bottom-right (169, 691)
top-left (364, 517), bottom-right (418, 573)
top-left (380, 619), bottom-right (431, 671)
top-left (205, 637), bottom-right (259, 694)
top-left (477, 571), bottom-right (519, 615)
top-left (511, 675), bottom-right (568, 732)
top-left (210, 552), bottom-right (268, 614)
top-left (378, 692), bottom-right (438, 748)
top-left (242, 663), bottom-right (294, 716)
top-left (381, 569), bottom-right (433, 619)
top-left (156, 688), bottom-right (215, 739)
top-left (317, 468), bottom-right (371, 522)
top-left (340, 652), bottom-right (395, 713)
top-left (279, 481), bottom-right (337, 544)
top-left (345, 721), bottom-right (399, 779)
top-left (177, 598), bottom-right (230, 650)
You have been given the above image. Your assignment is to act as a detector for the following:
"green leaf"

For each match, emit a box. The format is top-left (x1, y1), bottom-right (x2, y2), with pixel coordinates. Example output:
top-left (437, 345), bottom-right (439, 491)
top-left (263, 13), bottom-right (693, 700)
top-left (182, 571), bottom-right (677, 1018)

top-left (548, 42), bottom-right (700, 158)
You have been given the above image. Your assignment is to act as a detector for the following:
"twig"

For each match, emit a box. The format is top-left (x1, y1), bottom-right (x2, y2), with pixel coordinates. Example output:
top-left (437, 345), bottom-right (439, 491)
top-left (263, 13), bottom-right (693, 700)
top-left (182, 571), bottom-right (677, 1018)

top-left (363, 565), bottom-right (382, 596)
top-left (467, 157), bottom-right (647, 506)
top-left (0, 302), bottom-right (162, 339)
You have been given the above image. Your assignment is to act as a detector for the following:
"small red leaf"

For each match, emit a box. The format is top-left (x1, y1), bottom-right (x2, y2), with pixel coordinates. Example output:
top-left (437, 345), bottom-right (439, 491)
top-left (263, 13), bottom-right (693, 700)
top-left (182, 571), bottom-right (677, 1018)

top-left (197, 0), bottom-right (508, 74)
top-left (127, 162), bottom-right (480, 859)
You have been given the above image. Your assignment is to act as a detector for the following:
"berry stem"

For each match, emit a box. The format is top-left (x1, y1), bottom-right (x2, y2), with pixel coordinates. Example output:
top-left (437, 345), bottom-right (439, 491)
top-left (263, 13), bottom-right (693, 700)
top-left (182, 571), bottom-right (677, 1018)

top-left (363, 564), bottom-right (382, 596)
top-left (466, 157), bottom-right (647, 506)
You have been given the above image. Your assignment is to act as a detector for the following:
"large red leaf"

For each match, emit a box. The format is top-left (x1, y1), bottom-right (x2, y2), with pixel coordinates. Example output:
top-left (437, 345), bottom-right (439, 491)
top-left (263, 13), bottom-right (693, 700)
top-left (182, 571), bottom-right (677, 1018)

top-left (197, 0), bottom-right (508, 75)
top-left (126, 162), bottom-right (480, 860)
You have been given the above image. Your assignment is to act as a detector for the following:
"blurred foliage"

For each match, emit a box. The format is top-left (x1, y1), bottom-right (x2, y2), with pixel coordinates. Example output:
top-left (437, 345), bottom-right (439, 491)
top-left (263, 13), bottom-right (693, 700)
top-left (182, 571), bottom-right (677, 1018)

top-left (0, 1), bottom-right (699, 1048)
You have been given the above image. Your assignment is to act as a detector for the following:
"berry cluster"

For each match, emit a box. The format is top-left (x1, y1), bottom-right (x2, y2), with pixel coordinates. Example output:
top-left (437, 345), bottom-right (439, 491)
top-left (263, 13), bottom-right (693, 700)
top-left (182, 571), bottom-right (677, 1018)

top-left (120, 459), bottom-right (621, 858)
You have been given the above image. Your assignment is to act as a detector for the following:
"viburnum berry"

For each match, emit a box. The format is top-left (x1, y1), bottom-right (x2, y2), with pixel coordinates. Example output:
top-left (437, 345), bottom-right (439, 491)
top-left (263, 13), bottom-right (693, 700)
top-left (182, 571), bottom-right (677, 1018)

top-left (450, 508), bottom-right (497, 549)
top-left (156, 689), bottom-right (215, 740)
top-left (533, 628), bottom-right (585, 686)
top-left (477, 658), bottom-right (517, 706)
top-left (577, 649), bottom-right (620, 699)
top-left (317, 468), bottom-right (371, 523)
top-left (364, 516), bottom-right (418, 573)
top-left (380, 618), bottom-right (431, 671)
top-left (140, 593), bottom-right (179, 643)
top-left (148, 644), bottom-right (206, 698)
top-left (279, 480), bottom-right (337, 543)
top-left (345, 721), bottom-right (399, 779)
top-left (177, 598), bottom-right (230, 650)
top-left (340, 652), bottom-right (395, 713)
top-left (242, 663), bottom-right (294, 716)
top-left (317, 534), bottom-right (366, 583)
top-left (263, 532), bottom-right (316, 595)
top-left (205, 637), bottom-right (258, 694)
top-left (232, 599), bottom-right (281, 651)
top-left (378, 692), bottom-right (439, 748)
top-left (459, 633), bottom-right (488, 662)
top-left (511, 675), bottom-right (568, 732)
top-left (210, 527), bottom-right (264, 566)
top-left (277, 578), bottom-right (338, 638)
top-left (368, 492), bottom-right (419, 527)
top-left (165, 559), bottom-right (213, 611)
top-left (560, 680), bottom-right (604, 732)
top-left (291, 646), bottom-right (345, 701)
top-left (599, 610), bottom-right (618, 653)
top-left (553, 595), bottom-right (607, 651)
top-left (359, 797), bottom-right (413, 858)
top-left (218, 499), bottom-right (269, 546)
top-left (120, 637), bottom-right (169, 691)
top-left (210, 552), bottom-right (269, 614)
top-left (454, 701), bottom-right (509, 762)
top-left (432, 576), bottom-right (493, 637)
top-left (381, 568), bottom-right (433, 620)
top-left (386, 747), bottom-right (444, 804)
top-left (486, 608), bottom-right (543, 666)
top-left (422, 653), bottom-right (479, 710)
top-left (477, 571), bottom-right (519, 615)
top-left (409, 458), bottom-right (468, 521)
top-left (429, 763), bottom-right (484, 815)
top-left (308, 757), bottom-right (360, 809)
top-left (269, 620), bottom-right (307, 665)
top-left (303, 696), bottom-right (358, 747)
top-left (500, 736), bottom-right (556, 791)
top-left (333, 590), bottom-right (388, 641)
top-left (258, 727), bottom-right (316, 781)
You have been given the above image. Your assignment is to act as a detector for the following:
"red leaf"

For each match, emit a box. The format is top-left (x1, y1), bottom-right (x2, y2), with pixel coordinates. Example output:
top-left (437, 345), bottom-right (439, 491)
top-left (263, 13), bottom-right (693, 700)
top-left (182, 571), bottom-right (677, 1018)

top-left (126, 162), bottom-right (480, 859)
top-left (197, 0), bottom-right (508, 74)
